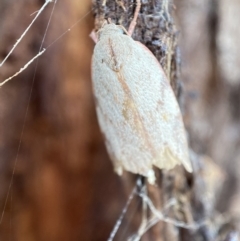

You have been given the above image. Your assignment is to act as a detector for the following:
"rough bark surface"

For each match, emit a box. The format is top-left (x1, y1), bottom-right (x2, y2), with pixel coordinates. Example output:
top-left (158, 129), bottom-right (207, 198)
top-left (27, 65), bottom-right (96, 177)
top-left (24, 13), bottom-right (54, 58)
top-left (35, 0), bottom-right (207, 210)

top-left (0, 0), bottom-right (239, 240)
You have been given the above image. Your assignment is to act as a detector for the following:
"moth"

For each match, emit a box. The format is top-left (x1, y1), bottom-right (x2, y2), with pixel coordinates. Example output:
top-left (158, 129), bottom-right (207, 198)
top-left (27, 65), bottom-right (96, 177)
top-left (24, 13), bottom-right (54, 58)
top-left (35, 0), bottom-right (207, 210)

top-left (91, 23), bottom-right (192, 184)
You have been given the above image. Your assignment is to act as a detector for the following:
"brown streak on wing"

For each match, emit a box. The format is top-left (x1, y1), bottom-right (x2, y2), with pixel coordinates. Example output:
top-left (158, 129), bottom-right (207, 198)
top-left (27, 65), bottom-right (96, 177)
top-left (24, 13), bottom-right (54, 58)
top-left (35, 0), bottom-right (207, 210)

top-left (107, 38), bottom-right (158, 161)
top-left (108, 38), bottom-right (119, 71)
top-left (116, 70), bottom-right (157, 157)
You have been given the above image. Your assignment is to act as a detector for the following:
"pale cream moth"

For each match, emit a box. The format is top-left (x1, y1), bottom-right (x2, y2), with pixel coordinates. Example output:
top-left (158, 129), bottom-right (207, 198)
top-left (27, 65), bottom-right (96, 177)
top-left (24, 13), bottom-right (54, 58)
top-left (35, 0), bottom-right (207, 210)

top-left (91, 20), bottom-right (192, 184)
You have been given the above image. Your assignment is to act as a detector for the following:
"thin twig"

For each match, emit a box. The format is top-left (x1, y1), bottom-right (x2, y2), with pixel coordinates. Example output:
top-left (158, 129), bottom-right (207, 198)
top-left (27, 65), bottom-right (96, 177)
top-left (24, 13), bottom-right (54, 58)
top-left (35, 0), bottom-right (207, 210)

top-left (107, 183), bottom-right (138, 241)
top-left (0, 0), bottom-right (52, 68)
top-left (0, 49), bottom-right (45, 87)
top-left (139, 191), bottom-right (207, 230)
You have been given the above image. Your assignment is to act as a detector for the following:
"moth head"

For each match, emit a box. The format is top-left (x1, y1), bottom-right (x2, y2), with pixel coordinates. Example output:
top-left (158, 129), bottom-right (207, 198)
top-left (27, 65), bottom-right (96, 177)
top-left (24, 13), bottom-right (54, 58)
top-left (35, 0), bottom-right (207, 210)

top-left (97, 22), bottom-right (125, 40)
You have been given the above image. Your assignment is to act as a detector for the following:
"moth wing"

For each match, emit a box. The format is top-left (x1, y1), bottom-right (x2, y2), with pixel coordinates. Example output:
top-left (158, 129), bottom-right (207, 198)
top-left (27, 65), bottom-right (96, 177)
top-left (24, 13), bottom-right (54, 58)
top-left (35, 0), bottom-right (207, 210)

top-left (124, 41), bottom-right (192, 173)
top-left (92, 31), bottom-right (192, 178)
top-left (128, 41), bottom-right (192, 172)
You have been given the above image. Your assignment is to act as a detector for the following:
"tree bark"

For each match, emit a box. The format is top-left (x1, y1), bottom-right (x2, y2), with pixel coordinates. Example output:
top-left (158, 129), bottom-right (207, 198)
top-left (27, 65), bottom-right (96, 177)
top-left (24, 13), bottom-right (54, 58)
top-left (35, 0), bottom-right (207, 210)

top-left (0, 0), bottom-right (239, 240)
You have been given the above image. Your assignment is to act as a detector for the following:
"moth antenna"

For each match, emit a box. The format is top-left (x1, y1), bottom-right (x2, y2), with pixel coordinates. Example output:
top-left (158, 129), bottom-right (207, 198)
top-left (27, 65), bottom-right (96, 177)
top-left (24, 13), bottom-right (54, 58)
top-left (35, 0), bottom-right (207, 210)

top-left (128, 0), bottom-right (141, 36)
top-left (102, 19), bottom-right (108, 27)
